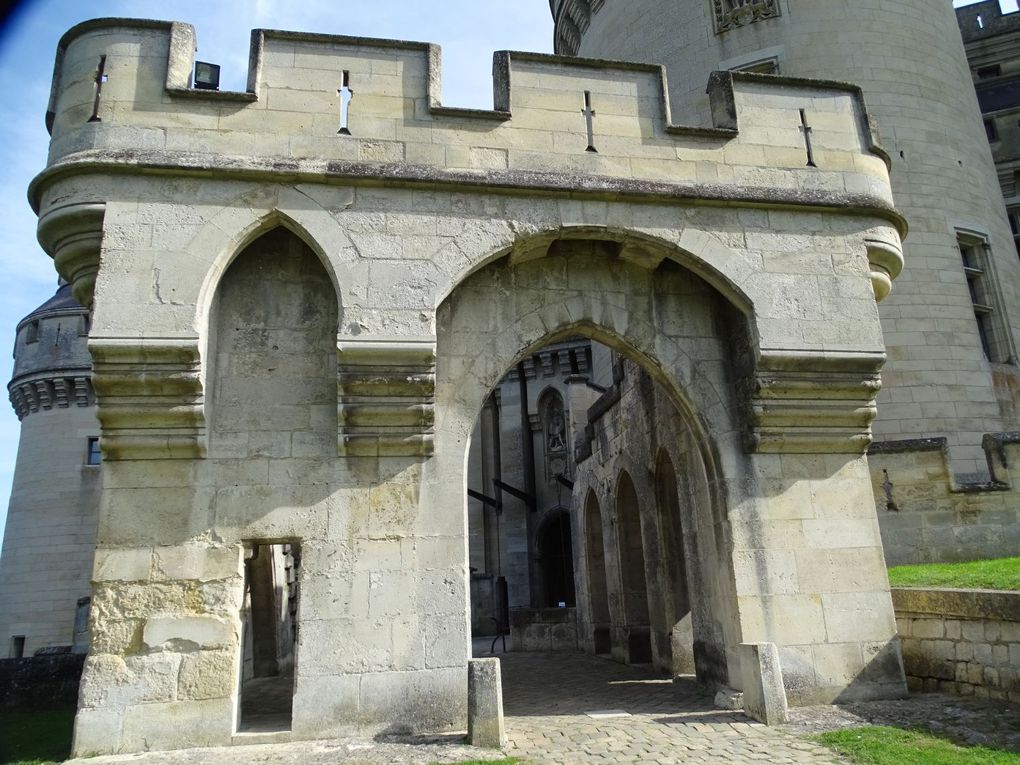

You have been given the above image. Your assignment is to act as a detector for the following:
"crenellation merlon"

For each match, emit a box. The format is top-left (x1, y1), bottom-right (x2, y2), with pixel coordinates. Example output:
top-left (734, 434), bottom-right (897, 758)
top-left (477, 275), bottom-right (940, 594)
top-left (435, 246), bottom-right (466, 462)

top-left (41, 18), bottom-right (898, 224)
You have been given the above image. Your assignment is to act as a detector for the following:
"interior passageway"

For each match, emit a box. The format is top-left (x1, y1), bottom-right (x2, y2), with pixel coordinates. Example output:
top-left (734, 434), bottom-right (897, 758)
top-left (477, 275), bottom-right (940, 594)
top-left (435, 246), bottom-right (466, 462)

top-left (238, 542), bottom-right (300, 733)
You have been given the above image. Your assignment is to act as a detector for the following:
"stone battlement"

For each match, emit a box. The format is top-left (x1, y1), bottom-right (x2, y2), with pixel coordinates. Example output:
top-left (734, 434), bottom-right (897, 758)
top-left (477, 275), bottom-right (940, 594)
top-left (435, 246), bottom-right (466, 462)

top-left (40, 19), bottom-right (897, 227)
top-left (957, 0), bottom-right (1020, 42)
top-left (870, 434), bottom-right (1020, 565)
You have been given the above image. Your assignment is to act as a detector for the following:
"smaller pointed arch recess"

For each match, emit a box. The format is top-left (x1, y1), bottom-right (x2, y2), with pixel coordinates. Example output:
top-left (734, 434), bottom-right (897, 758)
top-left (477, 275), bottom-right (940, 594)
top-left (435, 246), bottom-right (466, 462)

top-left (654, 450), bottom-right (695, 676)
top-left (196, 209), bottom-right (344, 338)
top-left (584, 489), bottom-right (612, 654)
top-left (209, 226), bottom-right (339, 459)
top-left (615, 470), bottom-right (649, 626)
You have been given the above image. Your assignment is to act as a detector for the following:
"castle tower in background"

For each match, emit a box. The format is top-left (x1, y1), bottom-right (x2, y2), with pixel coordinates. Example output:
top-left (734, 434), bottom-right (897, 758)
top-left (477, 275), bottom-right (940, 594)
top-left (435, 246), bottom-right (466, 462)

top-left (552, 0), bottom-right (1020, 477)
top-left (957, 0), bottom-right (1020, 255)
top-left (0, 283), bottom-right (100, 657)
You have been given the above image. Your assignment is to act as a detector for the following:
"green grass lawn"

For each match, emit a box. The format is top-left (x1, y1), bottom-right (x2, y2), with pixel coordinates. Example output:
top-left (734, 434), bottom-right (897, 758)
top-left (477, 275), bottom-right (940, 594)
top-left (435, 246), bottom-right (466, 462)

top-left (815, 726), bottom-right (1020, 765)
top-left (0, 709), bottom-right (74, 765)
top-left (887, 557), bottom-right (1020, 591)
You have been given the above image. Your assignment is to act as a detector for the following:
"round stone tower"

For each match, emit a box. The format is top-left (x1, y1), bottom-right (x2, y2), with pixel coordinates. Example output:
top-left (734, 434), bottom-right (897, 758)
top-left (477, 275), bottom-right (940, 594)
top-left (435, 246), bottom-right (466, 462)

top-left (552, 0), bottom-right (1020, 476)
top-left (0, 282), bottom-right (100, 657)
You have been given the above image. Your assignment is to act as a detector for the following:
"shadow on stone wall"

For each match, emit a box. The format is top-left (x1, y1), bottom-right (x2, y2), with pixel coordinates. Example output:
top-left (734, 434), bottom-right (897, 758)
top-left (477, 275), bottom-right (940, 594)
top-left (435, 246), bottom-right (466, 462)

top-left (0, 654), bottom-right (85, 710)
top-left (870, 434), bottom-right (1020, 565)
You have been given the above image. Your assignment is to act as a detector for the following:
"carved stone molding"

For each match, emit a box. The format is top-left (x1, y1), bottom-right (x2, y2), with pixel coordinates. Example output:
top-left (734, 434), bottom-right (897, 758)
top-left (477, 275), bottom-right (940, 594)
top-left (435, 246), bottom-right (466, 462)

top-left (8, 372), bottom-right (94, 420)
top-left (551, 0), bottom-right (606, 56)
top-left (865, 237), bottom-right (905, 303)
top-left (37, 203), bottom-right (105, 308)
top-left (337, 338), bottom-right (436, 458)
top-left (744, 351), bottom-right (885, 454)
top-left (713, 0), bottom-right (781, 34)
top-left (89, 338), bottom-right (206, 460)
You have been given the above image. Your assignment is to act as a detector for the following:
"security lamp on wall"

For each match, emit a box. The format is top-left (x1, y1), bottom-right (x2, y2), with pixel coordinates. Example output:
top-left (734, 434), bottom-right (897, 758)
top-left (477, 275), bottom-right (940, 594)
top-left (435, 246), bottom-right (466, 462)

top-left (193, 61), bottom-right (221, 91)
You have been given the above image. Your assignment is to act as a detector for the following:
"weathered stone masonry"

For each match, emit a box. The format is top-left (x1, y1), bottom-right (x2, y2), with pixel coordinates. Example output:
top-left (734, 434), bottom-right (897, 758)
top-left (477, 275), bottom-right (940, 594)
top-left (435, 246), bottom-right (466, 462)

top-left (894, 587), bottom-right (1020, 703)
top-left (870, 434), bottom-right (1020, 565)
top-left (35, 18), bottom-right (908, 754)
top-left (557, 0), bottom-right (1020, 480)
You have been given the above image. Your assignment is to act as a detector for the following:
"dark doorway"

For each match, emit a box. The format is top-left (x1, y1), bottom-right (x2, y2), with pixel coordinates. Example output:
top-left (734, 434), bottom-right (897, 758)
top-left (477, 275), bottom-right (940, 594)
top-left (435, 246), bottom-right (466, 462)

top-left (538, 510), bottom-right (576, 608)
top-left (238, 542), bottom-right (299, 732)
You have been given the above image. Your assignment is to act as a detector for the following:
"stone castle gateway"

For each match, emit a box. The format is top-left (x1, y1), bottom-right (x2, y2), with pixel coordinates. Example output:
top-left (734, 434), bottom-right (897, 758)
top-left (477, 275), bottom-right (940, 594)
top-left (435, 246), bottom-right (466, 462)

top-left (32, 17), bottom-right (912, 752)
top-left (12, 0), bottom-right (1020, 753)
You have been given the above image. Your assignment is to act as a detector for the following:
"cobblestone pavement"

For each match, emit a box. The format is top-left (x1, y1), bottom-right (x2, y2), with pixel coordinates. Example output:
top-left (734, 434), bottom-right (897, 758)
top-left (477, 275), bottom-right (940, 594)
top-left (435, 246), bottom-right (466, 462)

top-left (65, 651), bottom-right (1020, 764)
top-left (499, 652), bottom-right (841, 764)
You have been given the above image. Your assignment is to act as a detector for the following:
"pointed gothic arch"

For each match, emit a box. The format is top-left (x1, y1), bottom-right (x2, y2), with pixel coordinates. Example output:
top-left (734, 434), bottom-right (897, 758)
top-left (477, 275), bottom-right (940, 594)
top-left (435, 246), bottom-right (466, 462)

top-left (437, 232), bottom-right (751, 688)
top-left (208, 225), bottom-right (339, 459)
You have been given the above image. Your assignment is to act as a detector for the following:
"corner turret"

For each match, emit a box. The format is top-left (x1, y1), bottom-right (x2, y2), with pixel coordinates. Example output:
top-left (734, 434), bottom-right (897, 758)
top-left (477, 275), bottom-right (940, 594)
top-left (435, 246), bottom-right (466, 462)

top-left (0, 282), bottom-right (100, 657)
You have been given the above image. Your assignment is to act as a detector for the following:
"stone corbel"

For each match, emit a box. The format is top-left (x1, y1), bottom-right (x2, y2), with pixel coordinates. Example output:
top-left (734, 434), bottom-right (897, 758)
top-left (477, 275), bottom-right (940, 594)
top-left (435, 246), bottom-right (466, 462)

top-left (89, 338), bottom-right (206, 460)
top-left (744, 351), bottom-right (885, 454)
top-left (37, 202), bottom-right (105, 308)
top-left (865, 236), bottom-right (904, 303)
top-left (337, 337), bottom-right (436, 457)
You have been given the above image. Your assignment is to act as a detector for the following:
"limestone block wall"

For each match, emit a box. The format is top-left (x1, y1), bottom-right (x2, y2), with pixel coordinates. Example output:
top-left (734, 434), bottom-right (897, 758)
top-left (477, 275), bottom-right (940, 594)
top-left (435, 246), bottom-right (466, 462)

top-left (893, 587), bottom-right (1020, 702)
top-left (0, 404), bottom-right (101, 656)
top-left (509, 607), bottom-right (578, 651)
top-left (573, 356), bottom-right (906, 705)
top-left (870, 434), bottom-right (1020, 565)
top-left (29, 18), bottom-right (913, 753)
top-left (562, 0), bottom-right (1020, 477)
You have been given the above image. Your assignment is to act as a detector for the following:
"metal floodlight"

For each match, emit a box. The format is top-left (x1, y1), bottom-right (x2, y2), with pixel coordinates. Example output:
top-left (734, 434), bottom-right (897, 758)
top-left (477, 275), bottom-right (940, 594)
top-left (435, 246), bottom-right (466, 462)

top-left (193, 61), bottom-right (221, 91)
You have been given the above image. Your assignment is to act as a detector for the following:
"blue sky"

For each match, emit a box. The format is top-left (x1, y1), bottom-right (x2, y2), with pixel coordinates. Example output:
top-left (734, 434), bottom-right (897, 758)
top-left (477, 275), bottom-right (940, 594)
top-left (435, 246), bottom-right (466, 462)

top-left (0, 0), bottom-right (1013, 541)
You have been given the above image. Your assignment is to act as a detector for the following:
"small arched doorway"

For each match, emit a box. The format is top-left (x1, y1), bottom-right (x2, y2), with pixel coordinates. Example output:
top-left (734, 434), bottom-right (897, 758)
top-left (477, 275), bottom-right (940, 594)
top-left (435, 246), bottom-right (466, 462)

top-left (615, 470), bottom-right (652, 664)
top-left (584, 490), bottom-right (612, 655)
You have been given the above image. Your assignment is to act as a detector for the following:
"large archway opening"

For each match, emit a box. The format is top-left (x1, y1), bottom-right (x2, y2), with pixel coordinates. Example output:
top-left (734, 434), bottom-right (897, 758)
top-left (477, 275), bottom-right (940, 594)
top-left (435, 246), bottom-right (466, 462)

top-left (438, 234), bottom-right (750, 714)
top-left (464, 337), bottom-right (598, 653)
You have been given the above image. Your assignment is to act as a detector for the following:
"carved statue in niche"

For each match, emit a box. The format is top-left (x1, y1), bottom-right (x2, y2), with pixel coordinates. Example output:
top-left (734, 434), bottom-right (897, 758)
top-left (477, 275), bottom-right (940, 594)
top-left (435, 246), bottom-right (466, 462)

top-left (541, 392), bottom-right (569, 482)
top-left (547, 399), bottom-right (567, 453)
top-left (712, 0), bottom-right (780, 33)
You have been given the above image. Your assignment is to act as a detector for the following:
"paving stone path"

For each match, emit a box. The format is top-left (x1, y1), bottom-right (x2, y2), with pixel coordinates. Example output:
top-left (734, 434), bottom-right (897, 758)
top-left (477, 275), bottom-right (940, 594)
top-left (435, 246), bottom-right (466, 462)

top-left (65, 650), bottom-right (1020, 764)
top-left (500, 652), bottom-right (841, 764)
